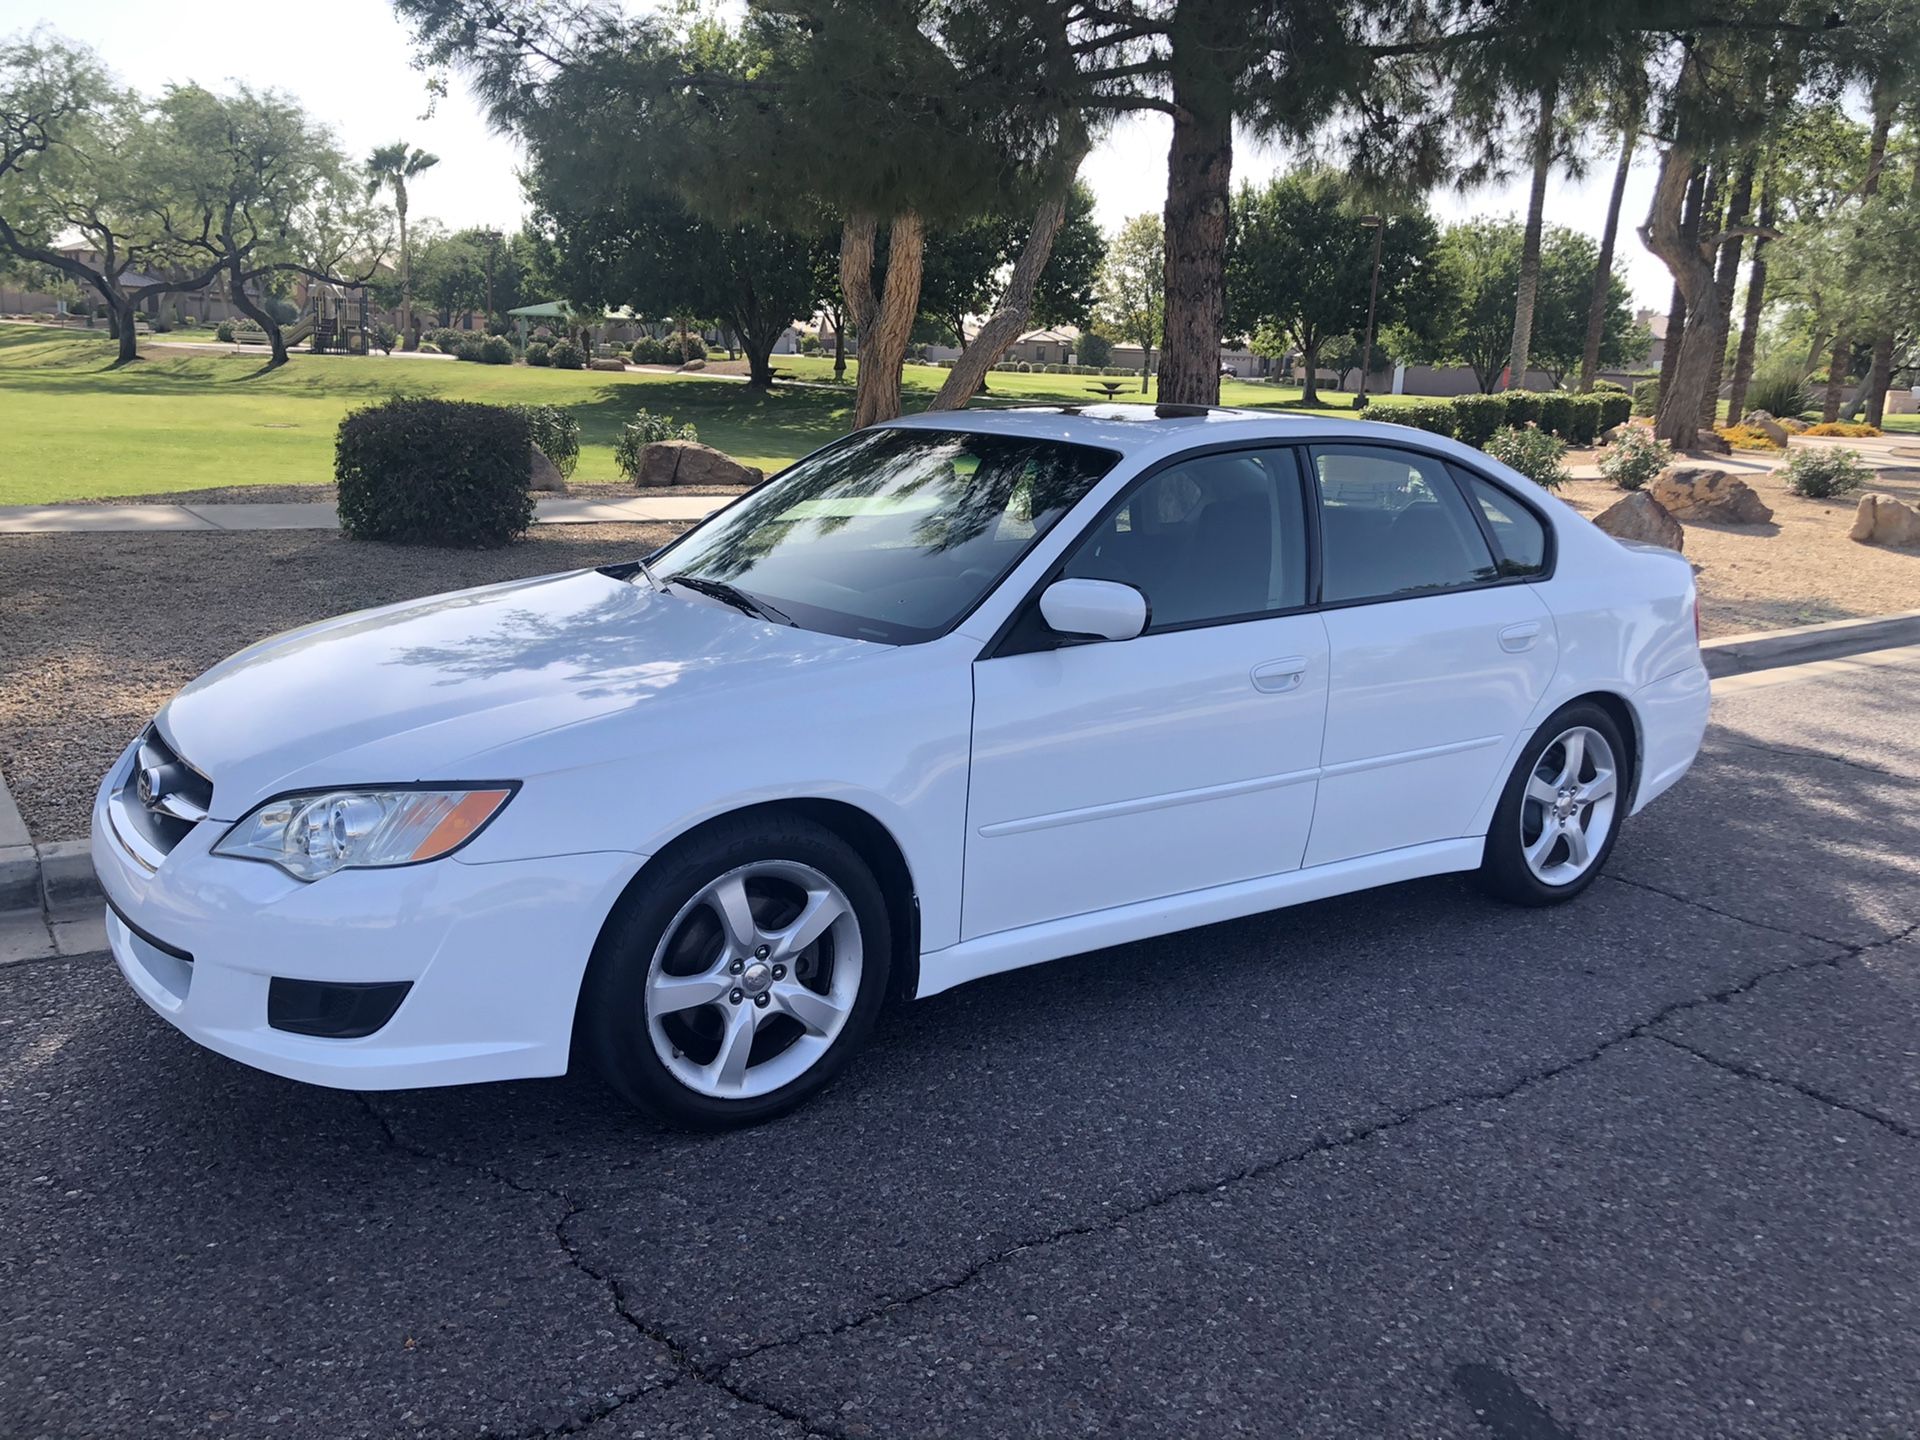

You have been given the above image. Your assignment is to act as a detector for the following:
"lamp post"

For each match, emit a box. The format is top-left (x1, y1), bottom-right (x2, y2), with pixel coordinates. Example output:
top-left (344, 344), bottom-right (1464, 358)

top-left (1358, 214), bottom-right (1385, 403)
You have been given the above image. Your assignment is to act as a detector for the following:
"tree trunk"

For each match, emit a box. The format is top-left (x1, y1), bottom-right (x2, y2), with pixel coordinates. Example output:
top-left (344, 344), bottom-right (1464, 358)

top-left (397, 201), bottom-right (417, 349)
top-left (1157, 83), bottom-right (1232, 407)
top-left (1656, 284), bottom-right (1686, 398)
top-left (842, 212), bottom-right (923, 429)
top-left (931, 181), bottom-right (1077, 411)
top-left (1298, 337), bottom-right (1321, 406)
top-left (1821, 100), bottom-right (1893, 422)
top-left (1640, 146), bottom-right (1721, 449)
top-left (1725, 169), bottom-right (1773, 420)
top-left (1507, 79), bottom-right (1558, 389)
top-left (1699, 155), bottom-right (1755, 431)
top-left (1578, 127), bottom-right (1636, 392)
top-left (1864, 336), bottom-right (1896, 428)
top-left (227, 264), bottom-right (287, 367)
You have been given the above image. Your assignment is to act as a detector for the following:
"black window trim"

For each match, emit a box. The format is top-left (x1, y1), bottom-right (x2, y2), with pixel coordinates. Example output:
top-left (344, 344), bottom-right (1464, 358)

top-left (979, 434), bottom-right (1558, 659)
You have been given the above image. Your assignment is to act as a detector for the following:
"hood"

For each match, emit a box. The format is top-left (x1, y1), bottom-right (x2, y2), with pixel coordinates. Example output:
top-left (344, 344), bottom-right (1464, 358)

top-left (159, 569), bottom-right (879, 814)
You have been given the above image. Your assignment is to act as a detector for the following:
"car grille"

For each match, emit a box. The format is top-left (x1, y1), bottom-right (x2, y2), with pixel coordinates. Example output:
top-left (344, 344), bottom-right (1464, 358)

top-left (110, 726), bottom-right (215, 864)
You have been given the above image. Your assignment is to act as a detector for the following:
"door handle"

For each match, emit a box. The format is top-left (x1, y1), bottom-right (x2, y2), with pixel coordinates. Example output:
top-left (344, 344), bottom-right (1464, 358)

top-left (1498, 621), bottom-right (1542, 653)
top-left (1251, 657), bottom-right (1309, 693)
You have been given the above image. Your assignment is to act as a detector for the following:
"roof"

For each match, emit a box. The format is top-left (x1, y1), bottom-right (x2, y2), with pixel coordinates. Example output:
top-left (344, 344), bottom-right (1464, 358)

top-left (882, 403), bottom-right (1434, 464)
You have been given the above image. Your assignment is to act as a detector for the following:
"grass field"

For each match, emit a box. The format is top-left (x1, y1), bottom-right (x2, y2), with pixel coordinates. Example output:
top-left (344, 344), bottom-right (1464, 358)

top-left (0, 324), bottom-right (1404, 505)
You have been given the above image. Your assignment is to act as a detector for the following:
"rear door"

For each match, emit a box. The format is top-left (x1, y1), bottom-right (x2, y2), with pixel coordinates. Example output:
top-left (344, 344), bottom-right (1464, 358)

top-left (1303, 443), bottom-right (1558, 867)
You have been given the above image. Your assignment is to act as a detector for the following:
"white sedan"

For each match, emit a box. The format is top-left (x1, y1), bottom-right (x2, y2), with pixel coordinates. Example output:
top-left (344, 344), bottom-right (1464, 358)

top-left (94, 406), bottom-right (1709, 1127)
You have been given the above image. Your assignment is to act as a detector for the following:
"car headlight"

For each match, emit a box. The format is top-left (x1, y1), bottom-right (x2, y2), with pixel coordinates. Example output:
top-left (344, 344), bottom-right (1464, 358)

top-left (213, 786), bottom-right (516, 881)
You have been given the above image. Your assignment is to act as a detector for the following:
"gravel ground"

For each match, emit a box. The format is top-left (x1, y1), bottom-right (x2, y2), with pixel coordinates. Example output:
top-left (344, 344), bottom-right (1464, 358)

top-left (1558, 461), bottom-right (1920, 636)
top-left (65, 482), bottom-right (751, 506)
top-left (0, 524), bottom-right (685, 842)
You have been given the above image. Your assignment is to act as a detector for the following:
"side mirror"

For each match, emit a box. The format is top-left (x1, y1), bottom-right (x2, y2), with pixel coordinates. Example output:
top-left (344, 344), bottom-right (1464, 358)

top-left (1038, 578), bottom-right (1148, 642)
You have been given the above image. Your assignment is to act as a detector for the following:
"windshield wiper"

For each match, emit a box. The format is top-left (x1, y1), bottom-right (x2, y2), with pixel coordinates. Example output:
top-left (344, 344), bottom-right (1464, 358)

top-left (665, 573), bottom-right (793, 626)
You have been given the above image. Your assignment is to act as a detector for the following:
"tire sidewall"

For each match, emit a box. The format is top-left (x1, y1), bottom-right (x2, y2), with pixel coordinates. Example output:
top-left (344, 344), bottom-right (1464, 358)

top-left (1483, 702), bottom-right (1631, 905)
top-left (582, 818), bottom-right (892, 1128)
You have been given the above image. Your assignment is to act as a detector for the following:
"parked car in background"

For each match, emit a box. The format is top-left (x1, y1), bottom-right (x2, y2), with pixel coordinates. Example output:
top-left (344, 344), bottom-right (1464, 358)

top-left (95, 406), bottom-right (1708, 1127)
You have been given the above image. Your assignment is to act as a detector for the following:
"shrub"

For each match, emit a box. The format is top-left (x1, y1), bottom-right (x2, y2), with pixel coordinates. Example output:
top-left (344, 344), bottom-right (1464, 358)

top-left (548, 340), bottom-right (583, 370)
top-left (426, 327), bottom-right (467, 353)
top-left (1803, 421), bottom-right (1880, 438)
top-left (233, 321), bottom-right (267, 344)
top-left (479, 334), bottom-right (514, 365)
top-left (1387, 400), bottom-right (1458, 438)
top-left (1535, 392), bottom-right (1574, 439)
top-left (1784, 447), bottom-right (1870, 498)
top-left (1501, 390), bottom-right (1544, 427)
top-left (525, 342), bottom-right (551, 366)
top-left (1450, 393), bottom-right (1507, 445)
top-left (614, 411), bottom-right (700, 480)
top-left (1598, 426), bottom-right (1671, 491)
top-left (1596, 391), bottom-right (1633, 431)
top-left (1631, 378), bottom-right (1659, 417)
top-left (1716, 423), bottom-right (1784, 451)
top-left (418, 342), bottom-right (440, 354)
top-left (510, 403), bottom-right (580, 478)
top-left (1592, 378), bottom-right (1627, 393)
top-left (214, 320), bottom-right (236, 343)
top-left (1481, 424), bottom-right (1570, 490)
top-left (335, 397), bottom-right (534, 548)
top-left (371, 322), bottom-right (397, 355)
top-left (454, 336), bottom-right (485, 362)
top-left (1564, 394), bottom-right (1604, 446)
top-left (1744, 363), bottom-right (1813, 421)
top-left (799, 334), bottom-right (822, 355)
top-left (630, 335), bottom-right (664, 365)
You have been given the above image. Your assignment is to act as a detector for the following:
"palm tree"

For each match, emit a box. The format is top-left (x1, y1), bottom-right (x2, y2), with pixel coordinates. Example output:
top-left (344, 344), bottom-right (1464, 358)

top-left (365, 141), bottom-right (439, 347)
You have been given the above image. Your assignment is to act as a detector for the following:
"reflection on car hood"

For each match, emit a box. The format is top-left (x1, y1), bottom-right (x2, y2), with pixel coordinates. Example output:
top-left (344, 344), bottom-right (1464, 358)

top-left (158, 569), bottom-right (878, 814)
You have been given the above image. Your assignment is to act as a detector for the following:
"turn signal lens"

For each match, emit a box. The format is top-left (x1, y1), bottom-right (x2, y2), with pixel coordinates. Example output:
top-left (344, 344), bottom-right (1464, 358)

top-left (214, 787), bottom-right (515, 881)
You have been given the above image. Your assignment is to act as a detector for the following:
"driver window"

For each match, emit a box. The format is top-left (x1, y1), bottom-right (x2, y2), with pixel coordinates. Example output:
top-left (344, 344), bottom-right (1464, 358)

top-left (1061, 449), bottom-right (1308, 630)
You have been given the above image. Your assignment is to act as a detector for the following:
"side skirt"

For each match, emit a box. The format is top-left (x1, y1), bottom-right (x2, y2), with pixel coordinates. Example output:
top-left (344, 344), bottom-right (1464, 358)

top-left (914, 838), bottom-right (1484, 998)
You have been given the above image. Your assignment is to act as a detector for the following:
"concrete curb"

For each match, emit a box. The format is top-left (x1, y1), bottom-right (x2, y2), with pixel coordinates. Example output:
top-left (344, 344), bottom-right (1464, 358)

top-left (5, 609), bottom-right (1918, 921)
top-left (1700, 608), bottom-right (1920, 678)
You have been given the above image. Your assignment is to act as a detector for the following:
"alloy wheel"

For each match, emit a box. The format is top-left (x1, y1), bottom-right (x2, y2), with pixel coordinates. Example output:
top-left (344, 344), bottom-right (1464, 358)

top-left (1519, 725), bottom-right (1618, 886)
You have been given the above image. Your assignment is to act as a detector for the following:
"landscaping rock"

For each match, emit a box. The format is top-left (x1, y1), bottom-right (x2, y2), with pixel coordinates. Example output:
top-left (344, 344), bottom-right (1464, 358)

top-left (633, 439), bottom-right (764, 489)
top-left (1743, 409), bottom-right (1791, 447)
top-left (529, 443), bottom-right (567, 494)
top-left (1602, 422), bottom-right (1637, 446)
top-left (1593, 491), bottom-right (1684, 552)
top-left (1649, 466), bottom-right (1775, 524)
top-left (1692, 431), bottom-right (1733, 455)
top-left (589, 357), bottom-right (626, 372)
top-left (1848, 492), bottom-right (1920, 549)
top-left (678, 357), bottom-right (706, 371)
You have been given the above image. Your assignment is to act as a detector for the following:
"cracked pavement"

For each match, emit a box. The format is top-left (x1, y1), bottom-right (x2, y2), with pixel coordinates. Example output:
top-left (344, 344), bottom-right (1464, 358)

top-left (4, 649), bottom-right (1919, 1439)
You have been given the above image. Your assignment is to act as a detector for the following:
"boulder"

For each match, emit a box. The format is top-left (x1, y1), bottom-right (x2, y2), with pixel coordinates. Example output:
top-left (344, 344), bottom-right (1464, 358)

top-left (589, 357), bottom-right (626, 372)
top-left (1602, 422), bottom-right (1637, 446)
top-left (1648, 466), bottom-right (1774, 524)
top-left (530, 443), bottom-right (567, 494)
top-left (1593, 491), bottom-right (1684, 552)
top-left (1849, 492), bottom-right (1920, 548)
top-left (1692, 430), bottom-right (1733, 455)
top-left (1742, 409), bottom-right (1790, 447)
top-left (633, 439), bottom-right (764, 489)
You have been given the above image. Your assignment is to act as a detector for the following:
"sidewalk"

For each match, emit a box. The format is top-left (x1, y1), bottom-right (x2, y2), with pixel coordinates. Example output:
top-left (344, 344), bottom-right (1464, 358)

top-left (0, 492), bottom-right (729, 534)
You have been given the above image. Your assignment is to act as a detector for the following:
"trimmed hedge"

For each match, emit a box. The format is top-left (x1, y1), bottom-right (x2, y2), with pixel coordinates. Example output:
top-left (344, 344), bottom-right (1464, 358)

top-left (1564, 394), bottom-right (1604, 446)
top-left (1450, 394), bottom-right (1506, 445)
top-left (1631, 378), bottom-right (1659, 417)
top-left (1387, 401), bottom-right (1458, 438)
top-left (1596, 391), bottom-right (1633, 430)
top-left (1535, 392), bottom-right (1574, 440)
top-left (336, 397), bottom-right (535, 548)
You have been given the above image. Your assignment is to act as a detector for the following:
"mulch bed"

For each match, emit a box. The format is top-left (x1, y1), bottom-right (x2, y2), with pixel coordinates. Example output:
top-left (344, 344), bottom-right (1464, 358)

top-left (0, 523), bottom-right (687, 842)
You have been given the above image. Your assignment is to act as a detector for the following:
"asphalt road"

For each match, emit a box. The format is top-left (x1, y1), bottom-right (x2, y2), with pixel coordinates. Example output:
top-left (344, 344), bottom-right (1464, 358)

top-left (5, 649), bottom-right (1918, 1440)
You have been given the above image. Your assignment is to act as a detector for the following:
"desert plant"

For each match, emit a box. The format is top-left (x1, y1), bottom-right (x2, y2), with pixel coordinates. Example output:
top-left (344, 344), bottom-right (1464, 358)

top-left (1715, 423), bottom-right (1784, 451)
top-left (613, 411), bottom-right (700, 480)
top-left (1481, 424), bottom-right (1570, 490)
top-left (1598, 426), bottom-right (1671, 491)
top-left (1783, 447), bottom-right (1870, 498)
top-left (335, 397), bottom-right (534, 548)
top-left (1743, 363), bottom-right (1814, 421)
top-left (510, 404), bottom-right (580, 478)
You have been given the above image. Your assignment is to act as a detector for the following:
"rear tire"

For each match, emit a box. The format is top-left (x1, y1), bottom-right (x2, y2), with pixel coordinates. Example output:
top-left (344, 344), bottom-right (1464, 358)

top-left (579, 815), bottom-right (891, 1129)
top-left (1479, 701), bottom-right (1630, 907)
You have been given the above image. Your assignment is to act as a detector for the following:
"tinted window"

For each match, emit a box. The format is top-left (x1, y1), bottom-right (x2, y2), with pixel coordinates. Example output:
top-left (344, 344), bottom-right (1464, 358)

top-left (1310, 445), bottom-right (1499, 603)
top-left (1062, 449), bottom-right (1308, 629)
top-left (1459, 470), bottom-right (1548, 577)
top-left (655, 428), bottom-right (1115, 644)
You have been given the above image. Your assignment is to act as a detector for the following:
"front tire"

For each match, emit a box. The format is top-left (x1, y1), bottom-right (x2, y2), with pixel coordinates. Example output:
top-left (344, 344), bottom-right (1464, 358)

top-left (1479, 702), bottom-right (1629, 907)
top-left (579, 816), bottom-right (891, 1129)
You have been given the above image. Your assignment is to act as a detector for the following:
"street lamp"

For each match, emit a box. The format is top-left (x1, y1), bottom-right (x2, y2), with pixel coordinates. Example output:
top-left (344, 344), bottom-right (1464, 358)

top-left (1358, 215), bottom-right (1385, 404)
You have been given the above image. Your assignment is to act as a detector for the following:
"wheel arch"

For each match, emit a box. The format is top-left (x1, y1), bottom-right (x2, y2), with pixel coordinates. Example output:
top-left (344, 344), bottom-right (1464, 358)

top-left (587, 796), bottom-right (922, 1008)
top-left (1563, 689), bottom-right (1642, 808)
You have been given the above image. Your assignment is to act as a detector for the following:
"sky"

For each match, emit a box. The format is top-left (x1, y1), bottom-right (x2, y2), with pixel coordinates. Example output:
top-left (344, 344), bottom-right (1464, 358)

top-left (5, 0), bottom-right (1674, 310)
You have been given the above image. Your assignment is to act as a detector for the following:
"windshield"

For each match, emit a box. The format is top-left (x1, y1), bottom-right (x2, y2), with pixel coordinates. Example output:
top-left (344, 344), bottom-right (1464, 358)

top-left (650, 427), bottom-right (1118, 643)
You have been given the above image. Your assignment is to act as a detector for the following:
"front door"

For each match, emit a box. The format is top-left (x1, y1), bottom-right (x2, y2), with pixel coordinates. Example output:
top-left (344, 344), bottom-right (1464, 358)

top-left (1302, 442), bottom-right (1559, 867)
top-left (964, 448), bottom-right (1330, 939)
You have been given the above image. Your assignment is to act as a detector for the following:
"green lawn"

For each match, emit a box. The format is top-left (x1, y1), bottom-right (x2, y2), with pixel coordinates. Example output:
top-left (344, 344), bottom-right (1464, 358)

top-left (0, 323), bottom-right (1399, 505)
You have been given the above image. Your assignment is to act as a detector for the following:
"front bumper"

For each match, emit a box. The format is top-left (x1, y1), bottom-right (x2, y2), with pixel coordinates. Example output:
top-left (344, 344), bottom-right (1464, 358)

top-left (92, 740), bottom-right (645, 1090)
